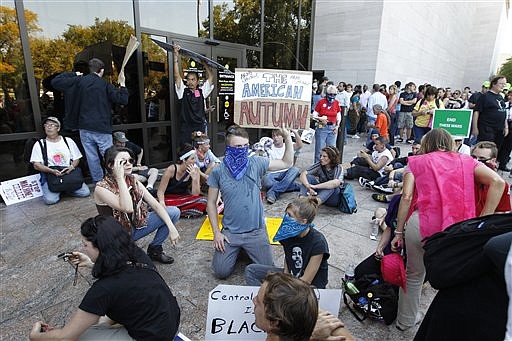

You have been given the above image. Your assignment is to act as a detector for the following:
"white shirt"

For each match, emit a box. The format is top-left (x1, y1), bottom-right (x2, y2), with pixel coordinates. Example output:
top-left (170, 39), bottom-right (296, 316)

top-left (371, 148), bottom-right (393, 175)
top-left (367, 92), bottom-right (388, 119)
top-left (30, 136), bottom-right (82, 167)
top-left (335, 91), bottom-right (350, 108)
top-left (360, 90), bottom-right (371, 108)
top-left (175, 79), bottom-right (213, 100)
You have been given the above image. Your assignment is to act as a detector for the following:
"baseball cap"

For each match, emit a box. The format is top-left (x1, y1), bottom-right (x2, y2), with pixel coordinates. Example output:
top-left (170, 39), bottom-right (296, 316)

top-left (113, 131), bottom-right (129, 142)
top-left (482, 81), bottom-right (491, 88)
top-left (43, 116), bottom-right (61, 128)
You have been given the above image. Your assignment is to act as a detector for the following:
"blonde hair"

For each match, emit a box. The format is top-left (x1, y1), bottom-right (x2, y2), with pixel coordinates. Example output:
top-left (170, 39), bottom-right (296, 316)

top-left (286, 197), bottom-right (319, 224)
top-left (418, 128), bottom-right (455, 154)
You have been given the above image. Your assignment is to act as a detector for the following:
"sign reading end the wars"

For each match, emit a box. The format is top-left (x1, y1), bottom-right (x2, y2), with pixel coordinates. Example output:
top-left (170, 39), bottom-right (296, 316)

top-left (234, 69), bottom-right (313, 129)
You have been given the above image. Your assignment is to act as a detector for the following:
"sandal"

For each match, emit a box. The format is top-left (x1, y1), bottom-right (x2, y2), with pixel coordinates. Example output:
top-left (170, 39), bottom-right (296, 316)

top-left (372, 193), bottom-right (390, 203)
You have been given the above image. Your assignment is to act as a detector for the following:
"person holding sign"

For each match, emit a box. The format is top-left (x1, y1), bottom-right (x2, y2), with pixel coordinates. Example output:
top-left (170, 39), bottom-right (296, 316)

top-left (412, 86), bottom-right (444, 141)
top-left (51, 58), bottom-right (128, 183)
top-left (312, 85), bottom-right (341, 163)
top-left (206, 125), bottom-right (294, 279)
top-left (253, 272), bottom-right (351, 341)
top-left (173, 44), bottom-right (215, 146)
top-left (245, 197), bottom-right (329, 288)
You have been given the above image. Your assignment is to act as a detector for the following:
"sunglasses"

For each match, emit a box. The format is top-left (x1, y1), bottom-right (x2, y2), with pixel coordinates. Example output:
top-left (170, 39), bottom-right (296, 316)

top-left (472, 155), bottom-right (491, 163)
top-left (121, 158), bottom-right (135, 165)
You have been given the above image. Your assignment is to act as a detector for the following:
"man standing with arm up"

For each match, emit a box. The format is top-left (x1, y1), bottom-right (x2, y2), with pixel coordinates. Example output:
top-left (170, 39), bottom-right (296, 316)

top-left (206, 125), bottom-right (294, 279)
top-left (52, 58), bottom-right (128, 183)
top-left (173, 44), bottom-right (215, 145)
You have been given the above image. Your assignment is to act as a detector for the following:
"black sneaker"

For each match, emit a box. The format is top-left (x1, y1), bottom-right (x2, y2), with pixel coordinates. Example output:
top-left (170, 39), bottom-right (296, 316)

top-left (396, 138), bottom-right (404, 143)
top-left (406, 139), bottom-right (415, 144)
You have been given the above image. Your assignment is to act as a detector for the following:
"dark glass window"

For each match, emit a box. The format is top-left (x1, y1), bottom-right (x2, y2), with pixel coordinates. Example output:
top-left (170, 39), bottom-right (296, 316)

top-left (140, 1), bottom-right (209, 38)
top-left (0, 1), bottom-right (36, 135)
top-left (23, 1), bottom-right (141, 124)
top-left (212, 0), bottom-right (261, 46)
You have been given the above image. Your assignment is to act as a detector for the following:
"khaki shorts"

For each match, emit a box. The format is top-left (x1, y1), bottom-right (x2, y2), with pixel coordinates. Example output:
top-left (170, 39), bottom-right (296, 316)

top-left (397, 111), bottom-right (413, 129)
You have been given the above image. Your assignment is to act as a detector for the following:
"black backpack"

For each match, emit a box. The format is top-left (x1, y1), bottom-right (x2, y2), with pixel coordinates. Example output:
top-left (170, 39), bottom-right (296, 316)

top-left (343, 259), bottom-right (398, 325)
top-left (423, 212), bottom-right (512, 290)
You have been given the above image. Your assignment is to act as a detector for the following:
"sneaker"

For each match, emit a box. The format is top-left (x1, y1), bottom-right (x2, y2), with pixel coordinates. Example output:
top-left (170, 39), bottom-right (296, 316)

top-left (396, 137), bottom-right (404, 143)
top-left (372, 184), bottom-right (394, 194)
top-left (372, 193), bottom-right (390, 203)
top-left (266, 193), bottom-right (276, 204)
top-left (406, 139), bottom-right (414, 144)
top-left (359, 177), bottom-right (372, 188)
top-left (352, 134), bottom-right (360, 139)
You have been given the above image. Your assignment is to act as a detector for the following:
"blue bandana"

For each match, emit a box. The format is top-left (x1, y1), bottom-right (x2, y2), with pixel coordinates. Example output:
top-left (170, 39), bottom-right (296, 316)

top-left (273, 214), bottom-right (313, 242)
top-left (223, 145), bottom-right (249, 180)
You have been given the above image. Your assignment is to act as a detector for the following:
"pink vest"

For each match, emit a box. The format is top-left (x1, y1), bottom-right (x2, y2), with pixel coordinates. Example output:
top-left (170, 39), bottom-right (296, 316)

top-left (408, 151), bottom-right (479, 239)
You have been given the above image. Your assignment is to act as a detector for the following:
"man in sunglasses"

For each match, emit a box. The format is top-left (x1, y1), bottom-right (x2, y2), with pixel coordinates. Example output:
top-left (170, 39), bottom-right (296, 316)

top-left (471, 141), bottom-right (511, 214)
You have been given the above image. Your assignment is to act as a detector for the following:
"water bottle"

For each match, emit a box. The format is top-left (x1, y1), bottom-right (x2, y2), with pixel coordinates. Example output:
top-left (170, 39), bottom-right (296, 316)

top-left (344, 264), bottom-right (355, 282)
top-left (358, 296), bottom-right (368, 306)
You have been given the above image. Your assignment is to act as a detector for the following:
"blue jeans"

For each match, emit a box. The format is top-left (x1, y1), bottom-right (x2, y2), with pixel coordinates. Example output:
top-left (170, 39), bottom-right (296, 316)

top-left (41, 181), bottom-right (90, 205)
top-left (262, 167), bottom-right (300, 200)
top-left (131, 206), bottom-right (180, 247)
top-left (314, 125), bottom-right (337, 163)
top-left (299, 175), bottom-right (341, 207)
top-left (79, 129), bottom-right (113, 183)
top-left (212, 228), bottom-right (274, 279)
top-left (245, 264), bottom-right (283, 286)
top-left (413, 125), bottom-right (431, 142)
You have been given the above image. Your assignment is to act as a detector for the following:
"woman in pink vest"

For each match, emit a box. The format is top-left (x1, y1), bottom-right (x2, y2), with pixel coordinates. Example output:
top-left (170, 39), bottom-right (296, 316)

top-left (390, 128), bottom-right (505, 331)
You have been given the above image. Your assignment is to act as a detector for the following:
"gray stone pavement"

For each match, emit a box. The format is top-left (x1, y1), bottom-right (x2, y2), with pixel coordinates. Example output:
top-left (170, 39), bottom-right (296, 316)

top-left (3, 134), bottom-right (481, 341)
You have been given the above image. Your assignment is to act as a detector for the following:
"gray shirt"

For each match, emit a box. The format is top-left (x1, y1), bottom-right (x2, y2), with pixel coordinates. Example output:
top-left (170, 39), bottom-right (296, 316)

top-left (208, 156), bottom-right (269, 233)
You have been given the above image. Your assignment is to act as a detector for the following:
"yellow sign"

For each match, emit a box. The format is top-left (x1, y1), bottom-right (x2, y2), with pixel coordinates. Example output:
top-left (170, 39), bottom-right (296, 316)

top-left (196, 215), bottom-right (283, 245)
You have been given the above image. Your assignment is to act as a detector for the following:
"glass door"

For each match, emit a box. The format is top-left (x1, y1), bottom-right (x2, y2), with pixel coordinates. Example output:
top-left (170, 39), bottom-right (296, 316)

top-left (210, 46), bottom-right (244, 156)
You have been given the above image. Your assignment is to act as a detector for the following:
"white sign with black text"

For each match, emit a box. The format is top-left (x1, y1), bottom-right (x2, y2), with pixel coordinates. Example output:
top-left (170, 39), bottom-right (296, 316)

top-left (205, 284), bottom-right (342, 340)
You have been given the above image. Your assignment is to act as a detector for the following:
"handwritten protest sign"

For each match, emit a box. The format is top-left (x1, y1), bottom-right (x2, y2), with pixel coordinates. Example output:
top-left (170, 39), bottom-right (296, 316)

top-left (205, 284), bottom-right (342, 340)
top-left (0, 174), bottom-right (43, 205)
top-left (234, 69), bottom-right (312, 129)
top-left (431, 109), bottom-right (472, 138)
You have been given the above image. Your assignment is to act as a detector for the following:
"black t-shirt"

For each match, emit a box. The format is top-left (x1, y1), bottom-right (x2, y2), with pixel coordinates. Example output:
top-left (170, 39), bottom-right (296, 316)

top-left (181, 88), bottom-right (206, 126)
top-left (280, 228), bottom-right (330, 289)
top-left (468, 92), bottom-right (482, 105)
top-left (79, 250), bottom-right (180, 341)
top-left (399, 91), bottom-right (417, 112)
top-left (475, 91), bottom-right (507, 129)
top-left (126, 141), bottom-right (142, 158)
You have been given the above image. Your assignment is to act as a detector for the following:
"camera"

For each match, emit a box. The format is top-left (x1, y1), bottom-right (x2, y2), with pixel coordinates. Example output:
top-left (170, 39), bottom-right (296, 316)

top-left (57, 252), bottom-right (74, 261)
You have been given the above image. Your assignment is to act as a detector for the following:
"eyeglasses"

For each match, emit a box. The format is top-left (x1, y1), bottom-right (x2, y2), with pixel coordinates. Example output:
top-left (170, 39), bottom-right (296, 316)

top-left (197, 139), bottom-right (210, 145)
top-left (44, 123), bottom-right (58, 128)
top-left (121, 158), bottom-right (135, 165)
top-left (472, 155), bottom-right (492, 163)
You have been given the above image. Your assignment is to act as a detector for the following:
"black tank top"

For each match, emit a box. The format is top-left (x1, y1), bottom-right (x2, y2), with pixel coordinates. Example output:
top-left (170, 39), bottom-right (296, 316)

top-left (164, 164), bottom-right (191, 194)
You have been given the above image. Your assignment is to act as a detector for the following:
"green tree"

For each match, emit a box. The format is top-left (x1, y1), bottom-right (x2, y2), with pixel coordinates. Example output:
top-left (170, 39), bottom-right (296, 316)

top-left (62, 18), bottom-right (134, 48)
top-left (203, 0), bottom-right (311, 70)
top-left (498, 57), bottom-right (512, 82)
top-left (0, 6), bottom-right (40, 97)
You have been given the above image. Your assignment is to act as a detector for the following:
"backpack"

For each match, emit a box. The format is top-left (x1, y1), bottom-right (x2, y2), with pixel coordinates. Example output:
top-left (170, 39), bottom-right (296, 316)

top-left (343, 272), bottom-right (398, 325)
top-left (338, 183), bottom-right (357, 214)
top-left (423, 212), bottom-right (512, 290)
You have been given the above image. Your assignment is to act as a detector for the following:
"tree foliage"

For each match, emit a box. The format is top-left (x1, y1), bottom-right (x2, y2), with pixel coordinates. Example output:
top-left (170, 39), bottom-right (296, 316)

top-left (498, 57), bottom-right (512, 82)
top-left (202, 0), bottom-right (311, 70)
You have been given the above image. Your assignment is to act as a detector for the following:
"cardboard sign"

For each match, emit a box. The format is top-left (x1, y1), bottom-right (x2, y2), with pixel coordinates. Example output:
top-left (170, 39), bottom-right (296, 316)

top-left (205, 284), bottom-right (342, 340)
top-left (431, 109), bottom-right (472, 138)
top-left (0, 174), bottom-right (43, 205)
top-left (234, 69), bottom-right (312, 129)
top-left (196, 215), bottom-right (283, 245)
